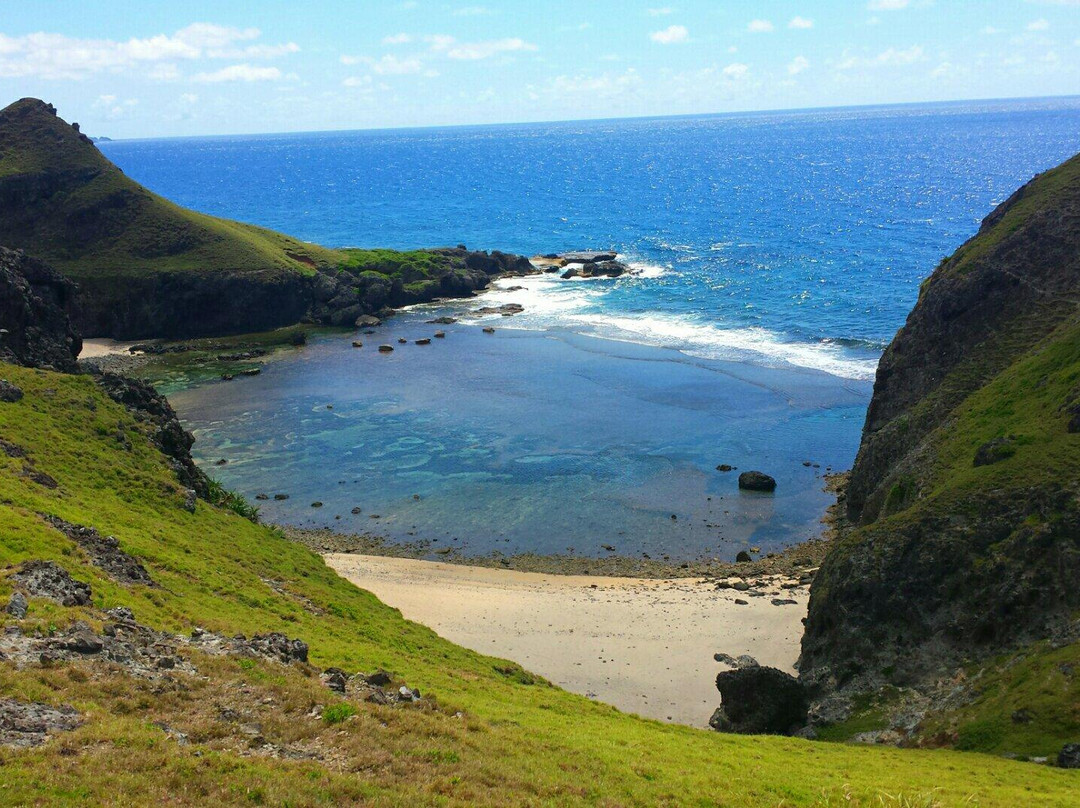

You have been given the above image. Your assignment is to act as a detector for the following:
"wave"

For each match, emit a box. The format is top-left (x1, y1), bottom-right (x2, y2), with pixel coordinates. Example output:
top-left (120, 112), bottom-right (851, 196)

top-left (454, 265), bottom-right (877, 381)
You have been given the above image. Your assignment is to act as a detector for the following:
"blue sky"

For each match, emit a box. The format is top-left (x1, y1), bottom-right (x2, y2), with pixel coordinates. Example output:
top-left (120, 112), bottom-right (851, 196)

top-left (1, 1), bottom-right (1078, 137)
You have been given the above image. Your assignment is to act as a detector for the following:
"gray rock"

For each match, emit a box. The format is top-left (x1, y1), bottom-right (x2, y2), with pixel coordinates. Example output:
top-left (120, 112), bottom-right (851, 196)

top-left (0, 380), bottom-right (23, 403)
top-left (5, 592), bottom-right (28, 618)
top-left (355, 315), bottom-right (381, 327)
top-left (44, 516), bottom-right (155, 587)
top-left (10, 560), bottom-right (91, 606)
top-left (738, 471), bottom-right (777, 492)
top-left (0, 698), bottom-right (80, 748)
top-left (1059, 743), bottom-right (1080, 769)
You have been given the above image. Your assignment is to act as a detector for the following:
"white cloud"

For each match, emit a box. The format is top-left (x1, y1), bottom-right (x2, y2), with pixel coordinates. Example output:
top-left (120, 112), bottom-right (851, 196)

top-left (453, 5), bottom-right (490, 15)
top-left (541, 68), bottom-right (642, 99)
top-left (981, 26), bottom-right (1003, 35)
top-left (371, 55), bottom-right (424, 74)
top-left (0, 24), bottom-right (295, 81)
top-left (647, 6), bottom-right (673, 15)
top-left (382, 33), bottom-right (413, 45)
top-left (340, 55), bottom-right (360, 65)
top-left (342, 75), bottom-right (372, 88)
top-left (180, 92), bottom-right (199, 103)
top-left (193, 63), bottom-right (283, 83)
top-left (835, 44), bottom-right (925, 70)
top-left (425, 34), bottom-right (457, 52)
top-left (788, 16), bottom-right (814, 29)
top-left (788, 55), bottom-right (810, 75)
top-left (748, 20), bottom-right (775, 33)
top-left (93, 93), bottom-right (139, 120)
top-left (650, 25), bottom-right (689, 44)
top-left (867, 0), bottom-right (909, 9)
top-left (722, 62), bottom-right (748, 78)
top-left (446, 37), bottom-right (538, 60)
top-left (1027, 18), bottom-right (1050, 31)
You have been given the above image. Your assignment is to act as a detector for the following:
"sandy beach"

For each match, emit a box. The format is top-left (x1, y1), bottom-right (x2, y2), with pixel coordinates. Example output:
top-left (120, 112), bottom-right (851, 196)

top-left (78, 338), bottom-right (137, 359)
top-left (326, 553), bottom-right (808, 728)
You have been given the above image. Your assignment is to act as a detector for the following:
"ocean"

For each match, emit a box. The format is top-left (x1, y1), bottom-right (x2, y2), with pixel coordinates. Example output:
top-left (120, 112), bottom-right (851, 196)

top-left (101, 97), bottom-right (1080, 561)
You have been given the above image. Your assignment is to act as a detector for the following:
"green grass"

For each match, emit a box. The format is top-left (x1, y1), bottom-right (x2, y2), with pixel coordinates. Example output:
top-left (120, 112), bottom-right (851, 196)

top-left (0, 363), bottom-right (1077, 805)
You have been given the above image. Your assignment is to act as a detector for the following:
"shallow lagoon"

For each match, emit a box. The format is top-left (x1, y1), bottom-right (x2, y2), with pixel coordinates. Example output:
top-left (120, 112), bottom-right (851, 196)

top-left (170, 296), bottom-right (870, 562)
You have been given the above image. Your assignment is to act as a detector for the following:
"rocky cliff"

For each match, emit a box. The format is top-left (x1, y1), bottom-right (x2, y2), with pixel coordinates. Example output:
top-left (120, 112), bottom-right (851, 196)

top-left (799, 151), bottom-right (1080, 750)
top-left (0, 246), bottom-right (81, 372)
top-left (0, 98), bottom-right (534, 339)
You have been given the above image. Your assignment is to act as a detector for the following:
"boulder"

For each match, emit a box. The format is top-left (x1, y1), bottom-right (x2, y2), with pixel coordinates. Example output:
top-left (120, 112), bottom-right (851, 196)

top-left (426, 317), bottom-right (457, 325)
top-left (355, 314), bottom-right (381, 328)
top-left (4, 592), bottom-right (28, 618)
top-left (735, 551), bottom-right (753, 563)
top-left (561, 251), bottom-right (617, 263)
top-left (973, 436), bottom-right (1017, 467)
top-left (0, 380), bottom-right (23, 403)
top-left (716, 464), bottom-right (735, 472)
top-left (1059, 743), bottom-right (1080, 769)
top-left (738, 471), bottom-right (777, 492)
top-left (415, 338), bottom-right (431, 345)
top-left (710, 665), bottom-right (809, 735)
top-left (378, 345), bottom-right (394, 353)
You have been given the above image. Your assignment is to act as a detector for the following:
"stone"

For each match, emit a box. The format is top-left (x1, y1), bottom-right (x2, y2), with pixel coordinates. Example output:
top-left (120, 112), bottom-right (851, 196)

top-left (973, 436), bottom-right (1017, 467)
top-left (364, 670), bottom-right (392, 687)
top-left (321, 667), bottom-right (349, 694)
top-left (44, 516), bottom-right (155, 587)
top-left (716, 464), bottom-right (736, 472)
top-left (182, 489), bottom-right (197, 513)
top-left (64, 627), bottom-right (104, 654)
top-left (426, 317), bottom-right (457, 325)
top-left (434, 331), bottom-right (446, 339)
top-left (0, 380), bottom-right (23, 403)
top-left (735, 551), bottom-right (752, 563)
top-left (710, 665), bottom-right (809, 735)
top-left (311, 502), bottom-right (323, 508)
top-left (561, 251), bottom-right (617, 263)
top-left (483, 327), bottom-right (495, 334)
top-left (398, 338), bottom-right (407, 344)
top-left (0, 698), bottom-right (81, 748)
top-left (274, 493), bottom-right (289, 500)
top-left (1057, 743), bottom-right (1080, 768)
top-left (355, 315), bottom-right (381, 328)
top-left (378, 345), bottom-right (394, 352)
top-left (10, 561), bottom-right (91, 607)
top-left (738, 471), bottom-right (776, 492)
top-left (351, 341), bottom-right (362, 348)
top-left (5, 592), bottom-right (28, 618)
top-left (415, 338), bottom-right (431, 345)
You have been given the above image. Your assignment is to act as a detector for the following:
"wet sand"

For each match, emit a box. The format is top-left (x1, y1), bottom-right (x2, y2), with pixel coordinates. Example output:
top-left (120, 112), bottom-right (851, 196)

top-left (326, 553), bottom-right (808, 728)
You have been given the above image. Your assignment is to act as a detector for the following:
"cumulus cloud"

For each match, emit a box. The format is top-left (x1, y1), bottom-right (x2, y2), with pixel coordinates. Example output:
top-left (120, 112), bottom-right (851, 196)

top-left (647, 7), bottom-right (673, 15)
top-left (383, 33), bottom-right (413, 45)
top-left (650, 25), bottom-right (689, 44)
top-left (0, 24), bottom-right (295, 81)
top-left (452, 6), bottom-right (490, 15)
top-left (370, 55), bottom-right (425, 74)
top-left (836, 44), bottom-right (925, 70)
top-left (446, 37), bottom-right (538, 60)
top-left (722, 62), bottom-right (748, 78)
top-left (193, 63), bottom-right (283, 83)
top-left (1027, 18), bottom-right (1050, 30)
top-left (789, 16), bottom-right (814, 29)
top-left (868, 0), bottom-right (909, 9)
top-left (788, 55), bottom-right (810, 75)
top-left (747, 20), bottom-right (775, 32)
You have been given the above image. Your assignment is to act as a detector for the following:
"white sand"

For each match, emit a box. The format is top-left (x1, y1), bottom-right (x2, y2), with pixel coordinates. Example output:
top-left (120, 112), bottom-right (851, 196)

top-left (78, 338), bottom-right (137, 359)
top-left (325, 553), bottom-right (808, 728)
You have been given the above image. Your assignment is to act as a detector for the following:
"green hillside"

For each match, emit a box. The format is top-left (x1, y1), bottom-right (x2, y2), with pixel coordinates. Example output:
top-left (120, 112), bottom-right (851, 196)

top-left (0, 366), bottom-right (1075, 805)
top-left (801, 151), bottom-right (1080, 755)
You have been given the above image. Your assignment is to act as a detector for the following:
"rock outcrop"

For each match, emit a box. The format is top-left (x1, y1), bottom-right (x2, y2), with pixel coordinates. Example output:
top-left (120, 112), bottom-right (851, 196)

top-left (0, 246), bottom-right (80, 371)
top-left (800, 151), bottom-right (1080, 732)
top-left (710, 663), bottom-right (808, 735)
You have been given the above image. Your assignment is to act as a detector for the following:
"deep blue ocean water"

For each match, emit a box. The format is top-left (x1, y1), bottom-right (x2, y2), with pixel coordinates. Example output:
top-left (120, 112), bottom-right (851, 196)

top-left (102, 98), bottom-right (1080, 561)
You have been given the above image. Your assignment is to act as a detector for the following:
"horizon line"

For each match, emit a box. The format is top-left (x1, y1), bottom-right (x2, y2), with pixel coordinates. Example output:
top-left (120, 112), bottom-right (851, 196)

top-left (90, 92), bottom-right (1080, 145)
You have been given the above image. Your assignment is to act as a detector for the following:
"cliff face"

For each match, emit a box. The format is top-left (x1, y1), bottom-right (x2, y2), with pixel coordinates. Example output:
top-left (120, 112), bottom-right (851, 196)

top-left (0, 98), bottom-right (535, 339)
top-left (0, 246), bottom-right (81, 371)
top-left (800, 152), bottom-right (1080, 717)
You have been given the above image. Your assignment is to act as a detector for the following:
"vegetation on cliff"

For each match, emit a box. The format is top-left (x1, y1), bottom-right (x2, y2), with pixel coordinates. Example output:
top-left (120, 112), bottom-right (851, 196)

top-left (800, 151), bottom-right (1080, 757)
top-left (0, 98), bottom-right (532, 339)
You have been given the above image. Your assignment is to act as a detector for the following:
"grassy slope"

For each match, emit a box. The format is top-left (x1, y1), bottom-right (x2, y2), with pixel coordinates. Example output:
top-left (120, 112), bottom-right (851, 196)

top-left (0, 363), bottom-right (1076, 805)
top-left (0, 99), bottom-right (474, 292)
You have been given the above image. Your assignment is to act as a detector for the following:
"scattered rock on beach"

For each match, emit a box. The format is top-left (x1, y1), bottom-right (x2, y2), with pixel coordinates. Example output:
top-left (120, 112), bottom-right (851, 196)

top-left (738, 471), bottom-right (777, 492)
top-left (378, 345), bottom-right (394, 353)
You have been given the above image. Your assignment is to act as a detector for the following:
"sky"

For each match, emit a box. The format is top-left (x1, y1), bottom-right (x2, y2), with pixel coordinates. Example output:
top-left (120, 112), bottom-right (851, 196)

top-left (1, 1), bottom-right (1078, 138)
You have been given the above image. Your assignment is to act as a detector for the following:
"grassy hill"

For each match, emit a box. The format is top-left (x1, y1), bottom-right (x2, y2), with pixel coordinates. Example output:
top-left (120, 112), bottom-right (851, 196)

top-left (1, 366), bottom-right (1076, 805)
top-left (0, 98), bottom-right (533, 340)
top-left (800, 151), bottom-right (1080, 755)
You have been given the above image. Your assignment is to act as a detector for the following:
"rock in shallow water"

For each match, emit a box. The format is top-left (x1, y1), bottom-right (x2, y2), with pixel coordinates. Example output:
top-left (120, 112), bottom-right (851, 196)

top-left (738, 471), bottom-right (777, 492)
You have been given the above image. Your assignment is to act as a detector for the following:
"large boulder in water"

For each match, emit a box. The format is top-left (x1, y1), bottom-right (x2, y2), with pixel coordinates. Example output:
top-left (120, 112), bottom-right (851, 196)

top-left (710, 665), bottom-right (808, 735)
top-left (738, 471), bottom-right (777, 492)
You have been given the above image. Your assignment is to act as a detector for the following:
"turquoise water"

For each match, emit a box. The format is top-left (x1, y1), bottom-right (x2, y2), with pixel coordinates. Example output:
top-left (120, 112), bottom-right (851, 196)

top-left (109, 98), bottom-right (1080, 560)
